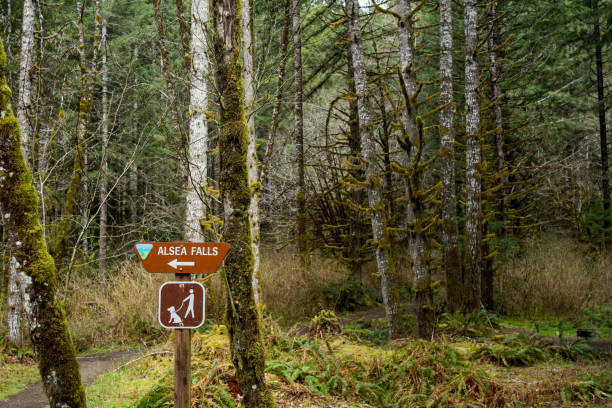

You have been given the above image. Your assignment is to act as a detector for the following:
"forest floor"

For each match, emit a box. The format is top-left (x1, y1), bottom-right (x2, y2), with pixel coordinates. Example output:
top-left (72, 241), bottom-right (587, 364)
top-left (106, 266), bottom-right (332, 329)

top-left (1, 308), bottom-right (611, 407)
top-left (0, 349), bottom-right (139, 408)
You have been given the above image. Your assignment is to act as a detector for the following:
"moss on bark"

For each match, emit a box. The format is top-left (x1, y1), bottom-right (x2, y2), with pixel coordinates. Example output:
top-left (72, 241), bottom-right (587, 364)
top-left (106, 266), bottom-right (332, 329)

top-left (212, 2), bottom-right (274, 406)
top-left (0, 37), bottom-right (86, 407)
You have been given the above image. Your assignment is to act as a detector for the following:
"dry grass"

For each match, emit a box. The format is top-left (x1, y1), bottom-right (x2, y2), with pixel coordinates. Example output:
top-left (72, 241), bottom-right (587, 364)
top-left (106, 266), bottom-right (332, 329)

top-left (205, 249), bottom-right (350, 324)
top-left (61, 262), bottom-right (169, 350)
top-left (497, 233), bottom-right (612, 320)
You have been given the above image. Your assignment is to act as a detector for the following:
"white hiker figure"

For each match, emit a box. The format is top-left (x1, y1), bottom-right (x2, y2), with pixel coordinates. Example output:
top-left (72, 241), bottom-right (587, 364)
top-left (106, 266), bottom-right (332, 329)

top-left (167, 306), bottom-right (183, 325)
top-left (181, 289), bottom-right (195, 319)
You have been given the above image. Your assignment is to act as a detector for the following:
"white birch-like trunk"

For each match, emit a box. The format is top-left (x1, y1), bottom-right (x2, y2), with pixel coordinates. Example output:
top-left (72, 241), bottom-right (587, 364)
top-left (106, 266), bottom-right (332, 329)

top-left (347, 0), bottom-right (400, 338)
top-left (16, 0), bottom-right (34, 162)
top-left (439, 0), bottom-right (462, 311)
top-left (98, 21), bottom-right (109, 280)
top-left (184, 0), bottom-right (209, 242)
top-left (464, 0), bottom-right (482, 310)
top-left (8, 0), bottom-right (36, 347)
top-left (242, 0), bottom-right (261, 303)
top-left (7, 256), bottom-right (22, 345)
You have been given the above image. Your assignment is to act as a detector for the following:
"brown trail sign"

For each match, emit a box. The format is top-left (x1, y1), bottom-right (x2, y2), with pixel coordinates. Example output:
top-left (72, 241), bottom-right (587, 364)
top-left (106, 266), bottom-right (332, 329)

top-left (134, 241), bottom-right (229, 408)
top-left (134, 242), bottom-right (229, 273)
top-left (159, 282), bottom-right (205, 329)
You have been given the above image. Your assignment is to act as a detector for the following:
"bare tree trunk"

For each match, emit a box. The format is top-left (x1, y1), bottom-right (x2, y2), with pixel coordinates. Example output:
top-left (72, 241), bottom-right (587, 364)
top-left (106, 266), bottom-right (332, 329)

top-left (242, 0), bottom-right (261, 302)
top-left (481, 0), bottom-right (504, 310)
top-left (346, 0), bottom-right (401, 338)
top-left (439, 0), bottom-right (462, 313)
top-left (54, 0), bottom-right (101, 269)
top-left (7, 256), bottom-right (22, 345)
top-left (464, 0), bottom-right (482, 311)
top-left (346, 45), bottom-right (363, 282)
top-left (16, 0), bottom-right (34, 162)
top-left (592, 0), bottom-right (609, 229)
top-left (259, 0), bottom-right (291, 187)
top-left (212, 1), bottom-right (273, 405)
top-left (98, 20), bottom-right (108, 281)
top-left (1, 37), bottom-right (86, 407)
top-left (293, 0), bottom-right (307, 261)
top-left (183, 0), bottom-right (209, 243)
top-left (487, 0), bottom-right (505, 234)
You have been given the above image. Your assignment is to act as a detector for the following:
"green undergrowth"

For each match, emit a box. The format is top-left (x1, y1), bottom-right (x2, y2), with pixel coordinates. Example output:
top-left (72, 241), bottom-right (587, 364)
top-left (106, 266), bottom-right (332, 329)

top-left (128, 317), bottom-right (610, 408)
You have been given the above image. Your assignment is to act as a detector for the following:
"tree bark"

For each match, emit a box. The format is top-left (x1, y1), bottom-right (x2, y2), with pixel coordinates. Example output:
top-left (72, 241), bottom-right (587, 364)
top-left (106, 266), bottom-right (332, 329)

top-left (211, 0), bottom-right (274, 405)
top-left (464, 0), bottom-right (482, 311)
top-left (98, 20), bottom-right (109, 281)
top-left (183, 0), bottom-right (209, 243)
top-left (592, 0), bottom-right (609, 227)
top-left (439, 0), bottom-right (462, 313)
top-left (16, 0), bottom-right (34, 163)
top-left (0, 37), bottom-right (86, 407)
top-left (293, 0), bottom-right (308, 261)
top-left (487, 0), bottom-right (506, 236)
top-left (242, 0), bottom-right (262, 302)
top-left (8, 0), bottom-right (37, 347)
top-left (396, 0), bottom-right (433, 339)
top-left (346, 0), bottom-right (401, 338)
top-left (346, 45), bottom-right (363, 282)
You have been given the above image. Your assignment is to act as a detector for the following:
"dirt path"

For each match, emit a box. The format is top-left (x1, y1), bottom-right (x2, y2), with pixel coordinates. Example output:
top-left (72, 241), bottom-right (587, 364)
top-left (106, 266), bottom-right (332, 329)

top-left (0, 350), bottom-right (139, 408)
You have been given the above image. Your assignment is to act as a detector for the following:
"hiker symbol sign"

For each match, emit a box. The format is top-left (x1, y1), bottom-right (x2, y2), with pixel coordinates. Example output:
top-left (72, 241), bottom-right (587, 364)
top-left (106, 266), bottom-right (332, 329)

top-left (158, 281), bottom-right (205, 329)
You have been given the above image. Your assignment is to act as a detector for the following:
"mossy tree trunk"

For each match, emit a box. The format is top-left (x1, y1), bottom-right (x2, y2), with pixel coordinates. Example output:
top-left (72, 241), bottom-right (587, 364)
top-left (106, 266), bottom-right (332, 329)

top-left (8, 0), bottom-right (36, 346)
top-left (346, 44), bottom-right (364, 283)
top-left (464, 0), bottom-right (482, 311)
top-left (54, 0), bottom-right (101, 271)
top-left (0, 37), bottom-right (86, 408)
top-left (346, 0), bottom-right (401, 339)
top-left (396, 0), bottom-right (435, 339)
top-left (439, 0), bottom-right (463, 313)
top-left (212, 1), bottom-right (274, 406)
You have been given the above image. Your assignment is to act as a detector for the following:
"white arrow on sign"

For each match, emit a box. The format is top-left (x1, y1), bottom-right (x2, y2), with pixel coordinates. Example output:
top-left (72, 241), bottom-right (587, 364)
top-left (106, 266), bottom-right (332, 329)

top-left (168, 259), bottom-right (195, 269)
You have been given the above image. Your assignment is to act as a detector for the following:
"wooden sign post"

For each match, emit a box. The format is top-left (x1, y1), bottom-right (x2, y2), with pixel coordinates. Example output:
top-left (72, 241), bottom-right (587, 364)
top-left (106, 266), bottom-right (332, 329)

top-left (135, 242), bottom-right (229, 408)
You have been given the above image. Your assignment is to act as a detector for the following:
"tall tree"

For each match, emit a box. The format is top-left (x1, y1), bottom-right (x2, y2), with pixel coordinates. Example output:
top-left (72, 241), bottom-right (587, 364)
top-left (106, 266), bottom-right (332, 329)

top-left (211, 0), bottom-right (274, 405)
top-left (184, 0), bottom-right (210, 242)
top-left (293, 0), bottom-right (308, 261)
top-left (98, 17), bottom-right (109, 280)
top-left (243, 0), bottom-right (262, 302)
top-left (395, 0), bottom-right (436, 339)
top-left (0, 36), bottom-right (86, 408)
top-left (464, 0), bottom-right (482, 311)
top-left (347, 0), bottom-right (401, 338)
top-left (592, 0), bottom-right (609, 229)
top-left (439, 0), bottom-right (462, 312)
top-left (7, 0), bottom-right (36, 346)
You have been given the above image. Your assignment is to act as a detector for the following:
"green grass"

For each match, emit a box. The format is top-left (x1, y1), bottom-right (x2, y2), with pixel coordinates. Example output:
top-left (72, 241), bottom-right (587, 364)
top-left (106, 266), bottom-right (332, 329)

top-left (85, 351), bottom-right (173, 408)
top-left (0, 362), bottom-right (39, 401)
top-left (500, 317), bottom-right (612, 341)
